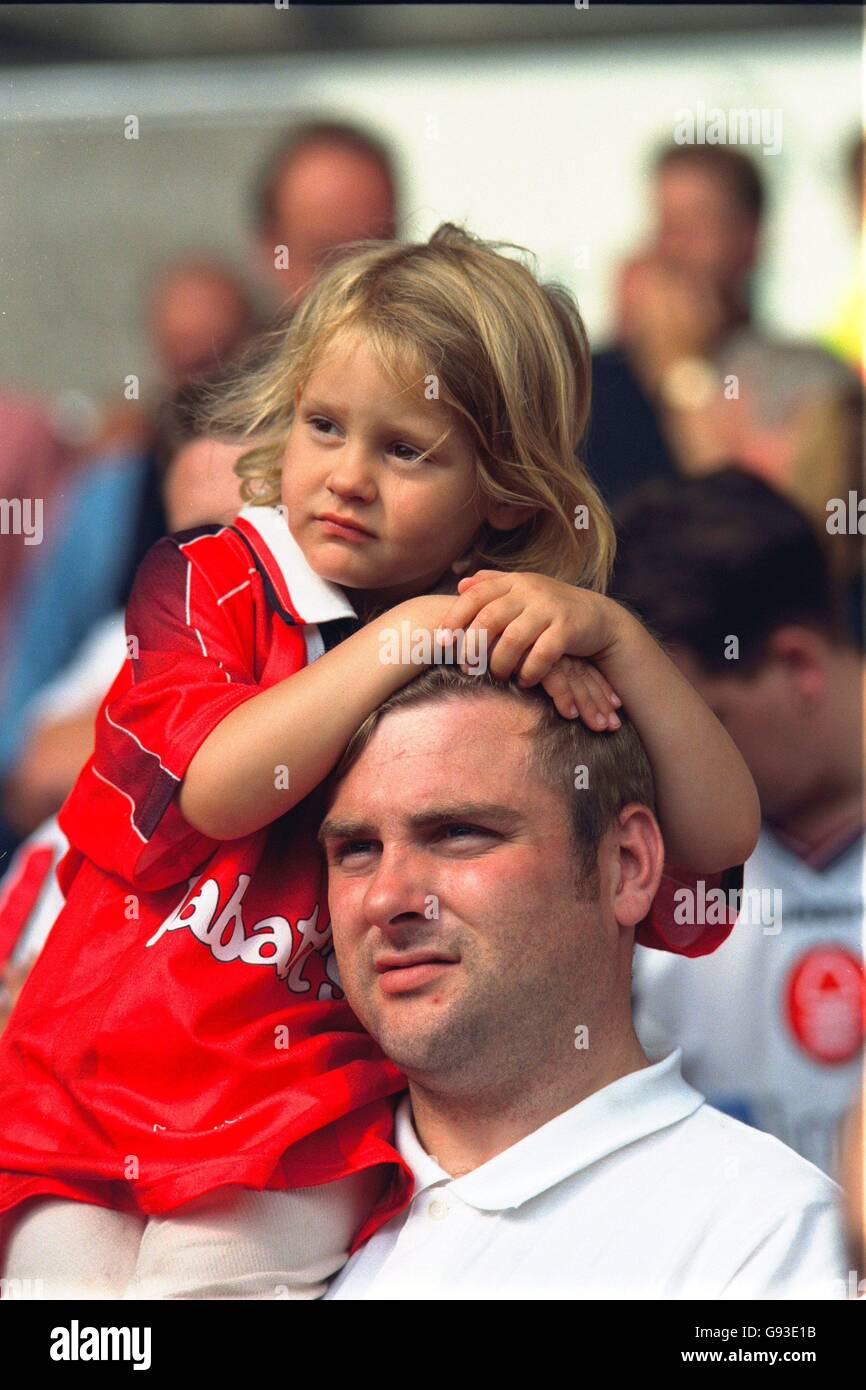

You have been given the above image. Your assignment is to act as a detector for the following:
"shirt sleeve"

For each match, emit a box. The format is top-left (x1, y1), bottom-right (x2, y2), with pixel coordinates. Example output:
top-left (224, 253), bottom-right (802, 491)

top-left (636, 862), bottom-right (744, 958)
top-left (58, 532), bottom-right (263, 891)
top-left (720, 1200), bottom-right (847, 1300)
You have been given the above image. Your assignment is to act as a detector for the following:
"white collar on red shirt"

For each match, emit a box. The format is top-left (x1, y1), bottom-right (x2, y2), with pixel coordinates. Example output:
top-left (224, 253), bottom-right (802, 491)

top-left (395, 1048), bottom-right (704, 1211)
top-left (235, 504), bottom-right (358, 625)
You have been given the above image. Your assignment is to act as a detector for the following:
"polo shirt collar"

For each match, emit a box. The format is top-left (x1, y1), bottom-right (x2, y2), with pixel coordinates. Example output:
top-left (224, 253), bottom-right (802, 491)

top-left (396, 1048), bottom-right (704, 1212)
top-left (235, 504), bottom-right (358, 625)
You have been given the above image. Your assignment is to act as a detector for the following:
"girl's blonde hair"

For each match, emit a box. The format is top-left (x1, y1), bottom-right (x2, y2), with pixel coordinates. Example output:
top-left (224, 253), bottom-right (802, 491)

top-left (200, 222), bottom-right (614, 591)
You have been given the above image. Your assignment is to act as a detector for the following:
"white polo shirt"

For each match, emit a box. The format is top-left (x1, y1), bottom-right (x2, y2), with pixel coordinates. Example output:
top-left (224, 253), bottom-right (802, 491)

top-left (325, 1050), bottom-right (845, 1300)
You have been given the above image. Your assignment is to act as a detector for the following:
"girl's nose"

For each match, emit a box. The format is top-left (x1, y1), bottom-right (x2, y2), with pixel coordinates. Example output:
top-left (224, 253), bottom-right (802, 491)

top-left (326, 451), bottom-right (377, 504)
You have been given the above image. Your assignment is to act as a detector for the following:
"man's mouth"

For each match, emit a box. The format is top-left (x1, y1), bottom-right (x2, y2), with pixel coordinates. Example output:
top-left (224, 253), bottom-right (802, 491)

top-left (374, 951), bottom-right (459, 996)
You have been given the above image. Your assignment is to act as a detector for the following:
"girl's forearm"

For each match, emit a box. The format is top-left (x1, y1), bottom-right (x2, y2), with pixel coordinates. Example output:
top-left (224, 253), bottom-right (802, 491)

top-left (598, 605), bottom-right (761, 872)
top-left (178, 595), bottom-right (452, 841)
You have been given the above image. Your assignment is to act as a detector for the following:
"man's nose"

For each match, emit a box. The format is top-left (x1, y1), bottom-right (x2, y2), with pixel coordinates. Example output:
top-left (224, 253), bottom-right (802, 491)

top-left (362, 847), bottom-right (435, 932)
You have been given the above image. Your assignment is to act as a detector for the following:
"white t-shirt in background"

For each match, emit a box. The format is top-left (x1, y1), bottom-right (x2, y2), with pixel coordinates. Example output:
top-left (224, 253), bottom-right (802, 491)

top-left (634, 826), bottom-right (865, 1177)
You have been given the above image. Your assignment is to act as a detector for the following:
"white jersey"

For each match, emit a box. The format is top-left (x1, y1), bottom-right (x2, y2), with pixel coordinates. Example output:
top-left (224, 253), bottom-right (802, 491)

top-left (634, 825), bottom-right (865, 1177)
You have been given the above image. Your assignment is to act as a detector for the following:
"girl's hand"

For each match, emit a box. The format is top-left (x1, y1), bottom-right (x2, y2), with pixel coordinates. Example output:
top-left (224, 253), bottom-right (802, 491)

top-left (437, 571), bottom-right (625, 727)
top-left (540, 655), bottom-right (621, 728)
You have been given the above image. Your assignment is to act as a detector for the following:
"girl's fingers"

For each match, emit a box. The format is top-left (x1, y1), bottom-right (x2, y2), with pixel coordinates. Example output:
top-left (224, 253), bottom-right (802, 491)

top-left (457, 597), bottom-right (525, 668)
top-left (510, 633), bottom-right (563, 689)
top-left (582, 661), bottom-right (622, 709)
top-left (438, 578), bottom-right (508, 636)
top-left (563, 659), bottom-right (622, 729)
top-left (540, 664), bottom-right (580, 719)
top-left (456, 569), bottom-right (500, 593)
top-left (484, 611), bottom-right (552, 681)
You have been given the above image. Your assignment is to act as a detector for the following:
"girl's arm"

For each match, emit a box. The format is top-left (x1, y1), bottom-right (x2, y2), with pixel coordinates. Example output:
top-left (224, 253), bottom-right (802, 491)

top-left (439, 573), bottom-right (761, 874)
top-left (589, 602), bottom-right (761, 872)
top-left (178, 594), bottom-right (453, 841)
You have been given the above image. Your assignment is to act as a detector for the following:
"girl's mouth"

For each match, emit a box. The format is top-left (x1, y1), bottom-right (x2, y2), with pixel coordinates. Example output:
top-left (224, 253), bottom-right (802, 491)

top-left (316, 514), bottom-right (375, 543)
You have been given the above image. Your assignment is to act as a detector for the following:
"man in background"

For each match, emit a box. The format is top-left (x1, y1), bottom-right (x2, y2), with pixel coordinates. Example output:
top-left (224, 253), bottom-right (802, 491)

top-left (612, 469), bottom-right (864, 1178)
top-left (586, 144), bottom-right (766, 503)
top-left (250, 119), bottom-right (399, 312)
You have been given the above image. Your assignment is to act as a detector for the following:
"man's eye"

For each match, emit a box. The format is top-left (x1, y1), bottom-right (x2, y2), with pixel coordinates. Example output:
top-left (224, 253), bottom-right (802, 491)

top-left (441, 824), bottom-right (489, 842)
top-left (335, 840), bottom-right (376, 860)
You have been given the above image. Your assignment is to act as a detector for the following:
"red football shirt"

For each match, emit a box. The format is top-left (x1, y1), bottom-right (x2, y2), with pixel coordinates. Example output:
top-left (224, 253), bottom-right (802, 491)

top-left (0, 503), bottom-right (741, 1257)
top-left (0, 505), bottom-right (414, 1254)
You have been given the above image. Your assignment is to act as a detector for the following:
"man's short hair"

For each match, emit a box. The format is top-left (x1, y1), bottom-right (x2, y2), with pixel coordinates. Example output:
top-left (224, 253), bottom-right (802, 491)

top-left (330, 665), bottom-right (655, 887)
top-left (654, 142), bottom-right (765, 224)
top-left (611, 468), bottom-right (852, 676)
top-left (251, 119), bottom-right (399, 239)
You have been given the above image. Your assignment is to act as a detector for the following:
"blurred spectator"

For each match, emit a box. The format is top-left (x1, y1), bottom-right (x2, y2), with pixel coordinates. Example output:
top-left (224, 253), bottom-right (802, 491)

top-left (711, 336), bottom-right (857, 492)
top-left (151, 258), bottom-right (257, 387)
top-left (822, 130), bottom-right (864, 379)
top-left (586, 144), bottom-right (766, 503)
top-left (839, 1095), bottom-right (865, 1287)
top-left (587, 142), bottom-right (864, 527)
top-left (612, 469), bottom-right (864, 1177)
top-left (0, 395), bottom-right (80, 664)
top-left (2, 377), bottom-right (248, 843)
top-left (90, 257), bottom-right (258, 457)
top-left (250, 118), bottom-right (399, 312)
top-left (0, 381), bottom-right (250, 1027)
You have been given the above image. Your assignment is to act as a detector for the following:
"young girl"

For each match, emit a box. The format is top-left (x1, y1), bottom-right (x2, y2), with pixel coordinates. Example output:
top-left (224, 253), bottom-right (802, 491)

top-left (0, 223), bottom-right (759, 1299)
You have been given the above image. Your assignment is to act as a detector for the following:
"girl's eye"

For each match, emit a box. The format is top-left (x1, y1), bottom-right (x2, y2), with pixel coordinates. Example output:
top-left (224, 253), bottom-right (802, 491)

top-left (390, 442), bottom-right (424, 463)
top-left (306, 418), bottom-right (428, 464)
top-left (309, 416), bottom-right (338, 436)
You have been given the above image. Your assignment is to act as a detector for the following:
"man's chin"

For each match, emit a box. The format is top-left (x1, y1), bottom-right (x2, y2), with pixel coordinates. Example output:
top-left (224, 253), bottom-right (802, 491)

top-left (366, 994), bottom-right (478, 1078)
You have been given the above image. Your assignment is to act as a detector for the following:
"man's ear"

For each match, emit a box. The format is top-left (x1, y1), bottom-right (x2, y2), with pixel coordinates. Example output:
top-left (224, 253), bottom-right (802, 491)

top-left (764, 626), bottom-right (829, 704)
top-left (608, 803), bottom-right (665, 931)
top-left (485, 498), bottom-right (537, 532)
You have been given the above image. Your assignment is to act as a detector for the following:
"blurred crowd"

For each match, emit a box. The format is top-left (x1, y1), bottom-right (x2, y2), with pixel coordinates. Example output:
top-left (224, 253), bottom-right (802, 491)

top-left (0, 115), bottom-right (863, 1276)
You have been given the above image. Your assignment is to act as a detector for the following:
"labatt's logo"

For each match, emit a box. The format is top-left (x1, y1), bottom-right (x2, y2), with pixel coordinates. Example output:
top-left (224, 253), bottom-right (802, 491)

top-left (145, 872), bottom-right (342, 1001)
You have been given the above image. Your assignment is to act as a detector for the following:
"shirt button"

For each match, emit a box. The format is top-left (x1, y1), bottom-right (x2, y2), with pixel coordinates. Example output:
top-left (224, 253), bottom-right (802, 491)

top-left (427, 1197), bottom-right (449, 1221)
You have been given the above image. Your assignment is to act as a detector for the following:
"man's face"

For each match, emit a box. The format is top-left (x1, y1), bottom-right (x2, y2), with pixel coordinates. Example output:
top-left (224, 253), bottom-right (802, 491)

top-left (260, 144), bottom-right (396, 308)
top-left (320, 695), bottom-right (612, 1086)
top-left (282, 329), bottom-right (486, 608)
top-left (654, 165), bottom-right (757, 295)
top-left (670, 646), bottom-right (817, 824)
top-left (151, 273), bottom-right (252, 386)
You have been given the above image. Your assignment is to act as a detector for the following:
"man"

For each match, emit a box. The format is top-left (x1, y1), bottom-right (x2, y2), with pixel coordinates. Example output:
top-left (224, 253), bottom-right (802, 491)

top-left (586, 143), bottom-right (766, 505)
top-left (250, 119), bottom-right (399, 312)
top-left (612, 469), bottom-right (864, 1179)
top-left (320, 665), bottom-right (845, 1299)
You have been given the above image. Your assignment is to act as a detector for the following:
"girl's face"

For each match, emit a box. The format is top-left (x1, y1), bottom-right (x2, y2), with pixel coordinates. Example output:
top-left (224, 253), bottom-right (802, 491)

top-left (281, 329), bottom-right (489, 610)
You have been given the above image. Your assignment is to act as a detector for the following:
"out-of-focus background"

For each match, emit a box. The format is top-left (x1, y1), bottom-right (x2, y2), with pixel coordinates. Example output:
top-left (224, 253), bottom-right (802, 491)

top-left (0, 4), bottom-right (864, 1262)
top-left (0, 3), bottom-right (861, 397)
